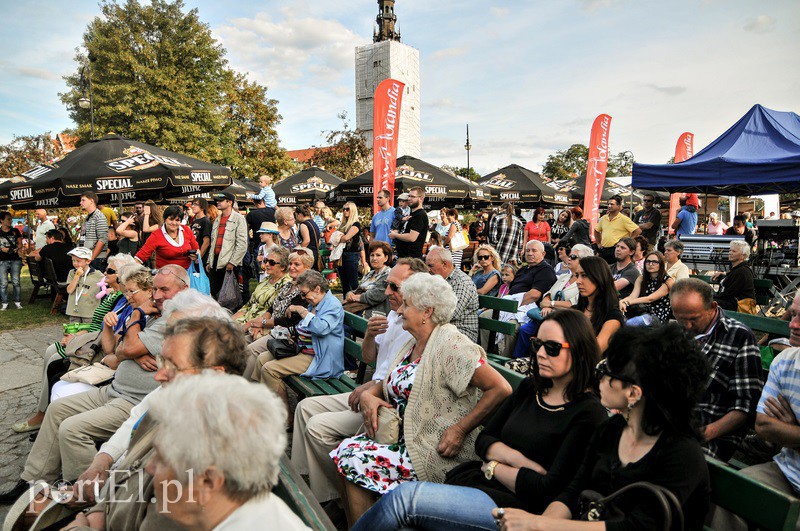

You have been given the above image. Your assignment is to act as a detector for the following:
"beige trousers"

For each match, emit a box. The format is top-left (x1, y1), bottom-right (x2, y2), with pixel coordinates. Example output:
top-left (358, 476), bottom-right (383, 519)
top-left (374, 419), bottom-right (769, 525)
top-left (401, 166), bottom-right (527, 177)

top-left (252, 348), bottom-right (313, 394)
top-left (22, 385), bottom-right (134, 483)
top-left (291, 393), bottom-right (365, 502)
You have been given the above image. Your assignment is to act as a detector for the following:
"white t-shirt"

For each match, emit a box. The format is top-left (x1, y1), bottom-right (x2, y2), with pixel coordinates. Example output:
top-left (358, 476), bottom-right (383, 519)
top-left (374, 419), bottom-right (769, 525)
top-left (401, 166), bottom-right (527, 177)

top-left (373, 310), bottom-right (413, 381)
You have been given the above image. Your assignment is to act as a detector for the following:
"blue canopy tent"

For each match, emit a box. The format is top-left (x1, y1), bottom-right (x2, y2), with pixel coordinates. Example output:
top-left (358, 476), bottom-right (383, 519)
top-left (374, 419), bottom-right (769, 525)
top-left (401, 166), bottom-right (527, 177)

top-left (632, 104), bottom-right (800, 195)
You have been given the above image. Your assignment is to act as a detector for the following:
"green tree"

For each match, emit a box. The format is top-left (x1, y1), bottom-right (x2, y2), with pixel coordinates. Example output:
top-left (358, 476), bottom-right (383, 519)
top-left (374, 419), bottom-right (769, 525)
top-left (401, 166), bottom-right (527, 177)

top-left (542, 144), bottom-right (589, 180)
top-left (441, 164), bottom-right (481, 181)
top-left (0, 133), bottom-right (66, 180)
top-left (60, 0), bottom-right (290, 177)
top-left (310, 112), bottom-right (372, 180)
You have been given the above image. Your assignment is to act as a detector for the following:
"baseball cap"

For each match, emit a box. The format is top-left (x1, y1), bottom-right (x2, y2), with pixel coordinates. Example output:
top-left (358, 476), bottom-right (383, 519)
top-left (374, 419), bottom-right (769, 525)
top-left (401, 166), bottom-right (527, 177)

top-left (214, 192), bottom-right (235, 202)
top-left (67, 247), bottom-right (93, 260)
top-left (398, 193), bottom-right (410, 201)
top-left (257, 221), bottom-right (280, 234)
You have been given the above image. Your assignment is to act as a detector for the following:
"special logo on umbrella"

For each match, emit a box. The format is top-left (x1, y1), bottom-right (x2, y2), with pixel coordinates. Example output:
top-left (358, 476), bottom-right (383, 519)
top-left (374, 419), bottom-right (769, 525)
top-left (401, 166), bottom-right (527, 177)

top-left (484, 175), bottom-right (515, 189)
top-left (290, 176), bottom-right (334, 193)
top-left (96, 178), bottom-right (133, 191)
top-left (359, 186), bottom-right (374, 195)
top-left (425, 185), bottom-right (447, 196)
top-left (190, 171), bottom-right (213, 183)
top-left (106, 147), bottom-right (191, 172)
top-left (499, 192), bottom-right (520, 200)
top-left (396, 165), bottom-right (433, 182)
top-left (9, 187), bottom-right (34, 202)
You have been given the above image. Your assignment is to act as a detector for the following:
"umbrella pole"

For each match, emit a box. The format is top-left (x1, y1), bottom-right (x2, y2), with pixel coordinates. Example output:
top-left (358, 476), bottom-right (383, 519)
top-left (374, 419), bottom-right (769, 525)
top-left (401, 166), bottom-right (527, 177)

top-left (704, 192), bottom-right (708, 232)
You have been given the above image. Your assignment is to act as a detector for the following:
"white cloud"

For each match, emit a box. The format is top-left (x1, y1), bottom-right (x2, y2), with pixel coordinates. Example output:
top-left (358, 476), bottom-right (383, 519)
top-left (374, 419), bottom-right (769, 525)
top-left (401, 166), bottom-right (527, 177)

top-left (744, 15), bottom-right (776, 33)
top-left (428, 47), bottom-right (467, 61)
top-left (489, 7), bottom-right (509, 17)
top-left (14, 67), bottom-right (61, 81)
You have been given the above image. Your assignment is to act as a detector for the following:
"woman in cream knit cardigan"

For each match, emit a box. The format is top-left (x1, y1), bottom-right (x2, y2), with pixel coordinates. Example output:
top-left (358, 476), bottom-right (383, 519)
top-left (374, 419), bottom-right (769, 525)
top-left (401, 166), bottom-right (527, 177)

top-left (330, 273), bottom-right (512, 526)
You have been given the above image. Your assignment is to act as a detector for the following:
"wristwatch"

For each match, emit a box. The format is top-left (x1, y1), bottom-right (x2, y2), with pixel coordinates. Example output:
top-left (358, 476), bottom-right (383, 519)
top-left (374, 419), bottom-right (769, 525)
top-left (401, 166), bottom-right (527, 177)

top-left (550, 300), bottom-right (556, 309)
top-left (484, 460), bottom-right (499, 480)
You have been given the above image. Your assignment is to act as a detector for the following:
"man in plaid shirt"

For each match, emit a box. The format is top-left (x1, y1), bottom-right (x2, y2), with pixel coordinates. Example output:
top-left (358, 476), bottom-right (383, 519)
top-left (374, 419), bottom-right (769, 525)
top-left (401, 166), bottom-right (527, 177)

top-left (488, 202), bottom-right (524, 266)
top-left (671, 278), bottom-right (764, 461)
top-left (426, 246), bottom-right (479, 342)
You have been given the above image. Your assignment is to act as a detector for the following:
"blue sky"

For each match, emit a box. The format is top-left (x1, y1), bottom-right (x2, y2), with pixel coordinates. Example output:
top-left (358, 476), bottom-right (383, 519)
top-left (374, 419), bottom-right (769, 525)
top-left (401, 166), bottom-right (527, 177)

top-left (1, 0), bottom-right (798, 176)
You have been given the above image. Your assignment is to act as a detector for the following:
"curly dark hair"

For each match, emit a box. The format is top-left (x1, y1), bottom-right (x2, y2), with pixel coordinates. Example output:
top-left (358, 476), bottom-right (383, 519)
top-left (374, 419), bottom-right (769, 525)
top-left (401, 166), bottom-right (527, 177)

top-left (531, 308), bottom-right (600, 401)
top-left (605, 323), bottom-right (710, 439)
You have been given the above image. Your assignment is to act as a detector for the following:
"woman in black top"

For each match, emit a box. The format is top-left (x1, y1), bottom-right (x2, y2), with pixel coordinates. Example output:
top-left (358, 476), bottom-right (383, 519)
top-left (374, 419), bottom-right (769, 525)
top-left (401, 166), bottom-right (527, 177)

top-left (574, 255), bottom-right (625, 352)
top-left (0, 211), bottom-right (23, 310)
top-left (495, 324), bottom-right (712, 531)
top-left (619, 250), bottom-right (674, 326)
top-left (550, 209), bottom-right (571, 244)
top-left (336, 202), bottom-right (365, 294)
top-left (351, 309), bottom-right (607, 531)
top-left (295, 204), bottom-right (322, 270)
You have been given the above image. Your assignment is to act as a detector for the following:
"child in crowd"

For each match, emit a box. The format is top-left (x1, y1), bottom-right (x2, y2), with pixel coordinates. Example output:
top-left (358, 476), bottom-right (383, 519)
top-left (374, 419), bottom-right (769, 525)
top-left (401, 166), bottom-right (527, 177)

top-left (247, 174), bottom-right (278, 208)
top-left (497, 263), bottom-right (516, 298)
top-left (65, 247), bottom-right (104, 323)
top-left (255, 222), bottom-right (280, 281)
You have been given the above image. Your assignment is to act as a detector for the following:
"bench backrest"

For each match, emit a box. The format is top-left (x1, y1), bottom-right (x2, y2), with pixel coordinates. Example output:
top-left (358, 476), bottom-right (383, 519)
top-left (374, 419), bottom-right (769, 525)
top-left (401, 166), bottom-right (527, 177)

top-left (489, 359), bottom-right (525, 391)
top-left (478, 296), bottom-right (519, 350)
top-left (723, 310), bottom-right (789, 337)
top-left (706, 457), bottom-right (800, 531)
top-left (275, 455), bottom-right (337, 530)
top-left (344, 311), bottom-right (369, 336)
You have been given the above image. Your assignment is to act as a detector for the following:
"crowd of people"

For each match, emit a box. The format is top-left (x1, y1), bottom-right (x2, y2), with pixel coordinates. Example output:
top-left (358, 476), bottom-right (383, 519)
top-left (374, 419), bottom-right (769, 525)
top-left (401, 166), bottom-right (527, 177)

top-left (1, 186), bottom-right (798, 531)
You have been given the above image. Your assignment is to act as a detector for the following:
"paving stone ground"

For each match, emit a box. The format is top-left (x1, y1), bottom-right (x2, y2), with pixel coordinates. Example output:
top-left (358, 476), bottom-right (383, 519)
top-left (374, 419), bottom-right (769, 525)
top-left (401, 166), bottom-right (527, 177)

top-left (0, 325), bottom-right (62, 523)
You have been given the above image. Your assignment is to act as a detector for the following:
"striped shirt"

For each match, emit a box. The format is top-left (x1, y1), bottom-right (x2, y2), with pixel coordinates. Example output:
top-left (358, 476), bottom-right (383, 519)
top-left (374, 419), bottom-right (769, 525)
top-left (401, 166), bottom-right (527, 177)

top-left (79, 209), bottom-right (109, 258)
top-left (758, 347), bottom-right (800, 493)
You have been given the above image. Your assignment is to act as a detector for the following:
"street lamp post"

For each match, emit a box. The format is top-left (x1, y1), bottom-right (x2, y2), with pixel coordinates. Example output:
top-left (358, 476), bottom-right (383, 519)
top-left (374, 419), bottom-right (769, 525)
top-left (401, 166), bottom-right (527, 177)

top-left (78, 64), bottom-right (95, 140)
top-left (464, 124), bottom-right (472, 178)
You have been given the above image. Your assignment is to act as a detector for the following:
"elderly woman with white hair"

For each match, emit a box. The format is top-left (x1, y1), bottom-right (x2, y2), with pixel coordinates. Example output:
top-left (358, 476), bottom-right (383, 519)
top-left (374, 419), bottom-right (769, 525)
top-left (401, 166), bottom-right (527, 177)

top-left (714, 239), bottom-right (757, 313)
top-left (11, 254), bottom-right (138, 433)
top-left (330, 273), bottom-right (512, 526)
top-left (510, 243), bottom-right (595, 361)
top-left (146, 373), bottom-right (310, 530)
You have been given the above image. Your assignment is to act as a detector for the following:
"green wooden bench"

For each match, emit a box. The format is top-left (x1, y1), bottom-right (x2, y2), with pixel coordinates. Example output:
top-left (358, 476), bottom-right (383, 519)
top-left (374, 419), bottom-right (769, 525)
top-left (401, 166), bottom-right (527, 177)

top-left (284, 312), bottom-right (373, 400)
top-left (723, 310), bottom-right (789, 370)
top-left (706, 457), bottom-right (800, 531)
top-left (319, 248), bottom-right (336, 278)
top-left (489, 359), bottom-right (525, 392)
top-left (478, 295), bottom-right (519, 355)
top-left (275, 455), bottom-right (336, 530)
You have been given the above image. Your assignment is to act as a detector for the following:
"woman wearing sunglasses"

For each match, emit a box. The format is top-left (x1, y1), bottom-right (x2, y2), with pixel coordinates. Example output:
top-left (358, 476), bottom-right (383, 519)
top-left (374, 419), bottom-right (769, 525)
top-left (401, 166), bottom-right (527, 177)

top-left (494, 324), bottom-right (711, 531)
top-left (469, 244), bottom-right (502, 296)
top-left (511, 244), bottom-right (594, 361)
top-left (337, 202), bottom-right (367, 294)
top-left (619, 250), bottom-right (674, 326)
top-left (351, 309), bottom-right (606, 531)
top-left (574, 256), bottom-right (625, 353)
top-left (233, 245), bottom-right (292, 336)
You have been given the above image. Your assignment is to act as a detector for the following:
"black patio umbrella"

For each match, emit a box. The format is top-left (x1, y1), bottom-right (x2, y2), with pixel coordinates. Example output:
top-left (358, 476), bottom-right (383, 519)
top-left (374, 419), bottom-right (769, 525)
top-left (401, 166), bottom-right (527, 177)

top-left (273, 167), bottom-right (344, 206)
top-left (163, 178), bottom-right (259, 207)
top-left (555, 174), bottom-right (668, 208)
top-left (330, 156), bottom-right (488, 208)
top-left (0, 134), bottom-right (232, 209)
top-left (479, 164), bottom-right (572, 206)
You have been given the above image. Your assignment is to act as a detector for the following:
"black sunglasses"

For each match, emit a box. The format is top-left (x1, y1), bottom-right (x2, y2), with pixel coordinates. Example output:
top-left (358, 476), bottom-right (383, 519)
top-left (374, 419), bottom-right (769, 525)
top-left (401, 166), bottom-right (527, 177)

top-left (569, 254), bottom-right (579, 260)
top-left (104, 268), bottom-right (116, 275)
top-left (387, 281), bottom-right (401, 292)
top-left (266, 259), bottom-right (279, 266)
top-left (531, 337), bottom-right (569, 357)
top-left (595, 360), bottom-right (637, 385)
top-left (477, 254), bottom-right (491, 260)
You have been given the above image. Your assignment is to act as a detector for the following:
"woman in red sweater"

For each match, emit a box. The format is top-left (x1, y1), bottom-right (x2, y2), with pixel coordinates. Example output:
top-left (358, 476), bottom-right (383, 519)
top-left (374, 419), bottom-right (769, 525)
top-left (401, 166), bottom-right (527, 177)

top-left (135, 205), bottom-right (199, 269)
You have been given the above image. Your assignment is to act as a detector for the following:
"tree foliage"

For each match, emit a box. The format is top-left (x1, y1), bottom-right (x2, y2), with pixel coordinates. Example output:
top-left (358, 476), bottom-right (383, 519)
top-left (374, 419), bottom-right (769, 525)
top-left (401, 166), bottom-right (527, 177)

top-left (441, 164), bottom-right (481, 181)
top-left (59, 0), bottom-right (290, 179)
top-left (0, 133), bottom-right (67, 180)
top-left (310, 112), bottom-right (372, 180)
top-left (542, 143), bottom-right (633, 180)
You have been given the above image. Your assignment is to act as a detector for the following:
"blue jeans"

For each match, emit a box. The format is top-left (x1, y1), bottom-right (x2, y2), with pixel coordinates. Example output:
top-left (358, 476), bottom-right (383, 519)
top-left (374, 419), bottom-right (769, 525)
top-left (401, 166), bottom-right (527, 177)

top-left (352, 482), bottom-right (498, 531)
top-left (338, 251), bottom-right (361, 294)
top-left (0, 260), bottom-right (22, 304)
top-left (512, 320), bottom-right (540, 359)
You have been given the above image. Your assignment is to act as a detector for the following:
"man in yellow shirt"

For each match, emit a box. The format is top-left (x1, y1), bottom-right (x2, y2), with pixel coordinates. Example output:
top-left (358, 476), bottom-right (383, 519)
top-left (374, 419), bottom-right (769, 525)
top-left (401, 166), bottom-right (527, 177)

top-left (594, 195), bottom-right (641, 264)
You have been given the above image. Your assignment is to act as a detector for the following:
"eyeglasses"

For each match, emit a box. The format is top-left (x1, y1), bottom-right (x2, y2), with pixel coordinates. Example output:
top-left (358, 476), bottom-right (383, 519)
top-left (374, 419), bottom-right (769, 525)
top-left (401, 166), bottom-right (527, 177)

top-left (387, 281), bottom-right (401, 292)
top-left (531, 337), bottom-right (570, 357)
top-left (155, 354), bottom-right (200, 376)
top-left (299, 289), bottom-right (313, 298)
top-left (477, 255), bottom-right (491, 260)
top-left (569, 254), bottom-right (580, 260)
top-left (595, 359), bottom-right (637, 385)
top-left (152, 268), bottom-right (188, 286)
top-left (266, 259), bottom-right (279, 266)
top-left (644, 259), bottom-right (660, 265)
top-left (104, 268), bottom-right (116, 275)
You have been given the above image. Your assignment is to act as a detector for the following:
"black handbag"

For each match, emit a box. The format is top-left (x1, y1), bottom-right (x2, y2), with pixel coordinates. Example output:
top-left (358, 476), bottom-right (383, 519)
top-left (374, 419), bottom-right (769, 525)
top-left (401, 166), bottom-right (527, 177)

top-left (578, 481), bottom-right (684, 531)
top-left (267, 336), bottom-right (300, 359)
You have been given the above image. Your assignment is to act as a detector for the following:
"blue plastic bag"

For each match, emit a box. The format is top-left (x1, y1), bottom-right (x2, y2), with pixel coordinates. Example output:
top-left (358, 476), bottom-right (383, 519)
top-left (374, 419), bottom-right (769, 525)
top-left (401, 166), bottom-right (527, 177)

top-left (187, 255), bottom-right (211, 295)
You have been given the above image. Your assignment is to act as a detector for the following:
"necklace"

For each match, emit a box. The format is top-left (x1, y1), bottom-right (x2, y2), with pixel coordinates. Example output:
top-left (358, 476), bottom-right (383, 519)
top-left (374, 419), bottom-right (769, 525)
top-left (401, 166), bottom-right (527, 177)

top-left (536, 391), bottom-right (565, 412)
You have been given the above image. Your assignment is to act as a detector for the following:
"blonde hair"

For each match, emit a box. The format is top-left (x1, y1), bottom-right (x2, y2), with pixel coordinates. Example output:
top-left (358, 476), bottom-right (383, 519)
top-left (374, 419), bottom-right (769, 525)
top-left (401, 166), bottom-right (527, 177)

top-left (475, 244), bottom-right (501, 271)
top-left (275, 206), bottom-right (294, 226)
top-left (339, 201), bottom-right (360, 234)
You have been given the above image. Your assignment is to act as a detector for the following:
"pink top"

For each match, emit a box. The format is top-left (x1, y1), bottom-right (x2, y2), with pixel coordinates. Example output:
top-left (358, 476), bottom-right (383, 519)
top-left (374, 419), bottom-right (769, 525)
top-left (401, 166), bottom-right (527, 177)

top-left (707, 221), bottom-right (728, 235)
top-left (136, 225), bottom-right (198, 268)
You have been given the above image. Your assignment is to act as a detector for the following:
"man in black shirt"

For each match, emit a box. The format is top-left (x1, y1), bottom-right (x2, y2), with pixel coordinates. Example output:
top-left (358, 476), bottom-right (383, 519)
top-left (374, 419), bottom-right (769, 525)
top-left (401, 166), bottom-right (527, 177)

top-left (633, 194), bottom-right (662, 246)
top-left (30, 229), bottom-right (73, 282)
top-left (726, 215), bottom-right (757, 248)
top-left (390, 186), bottom-right (428, 259)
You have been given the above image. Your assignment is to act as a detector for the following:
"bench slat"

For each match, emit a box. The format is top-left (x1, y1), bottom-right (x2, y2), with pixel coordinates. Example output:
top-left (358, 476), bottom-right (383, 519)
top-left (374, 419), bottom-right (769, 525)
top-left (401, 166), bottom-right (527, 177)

top-left (479, 295), bottom-right (519, 313)
top-left (479, 317), bottom-right (517, 336)
top-left (344, 311), bottom-right (369, 335)
top-left (723, 310), bottom-right (789, 337)
top-left (489, 360), bottom-right (525, 391)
